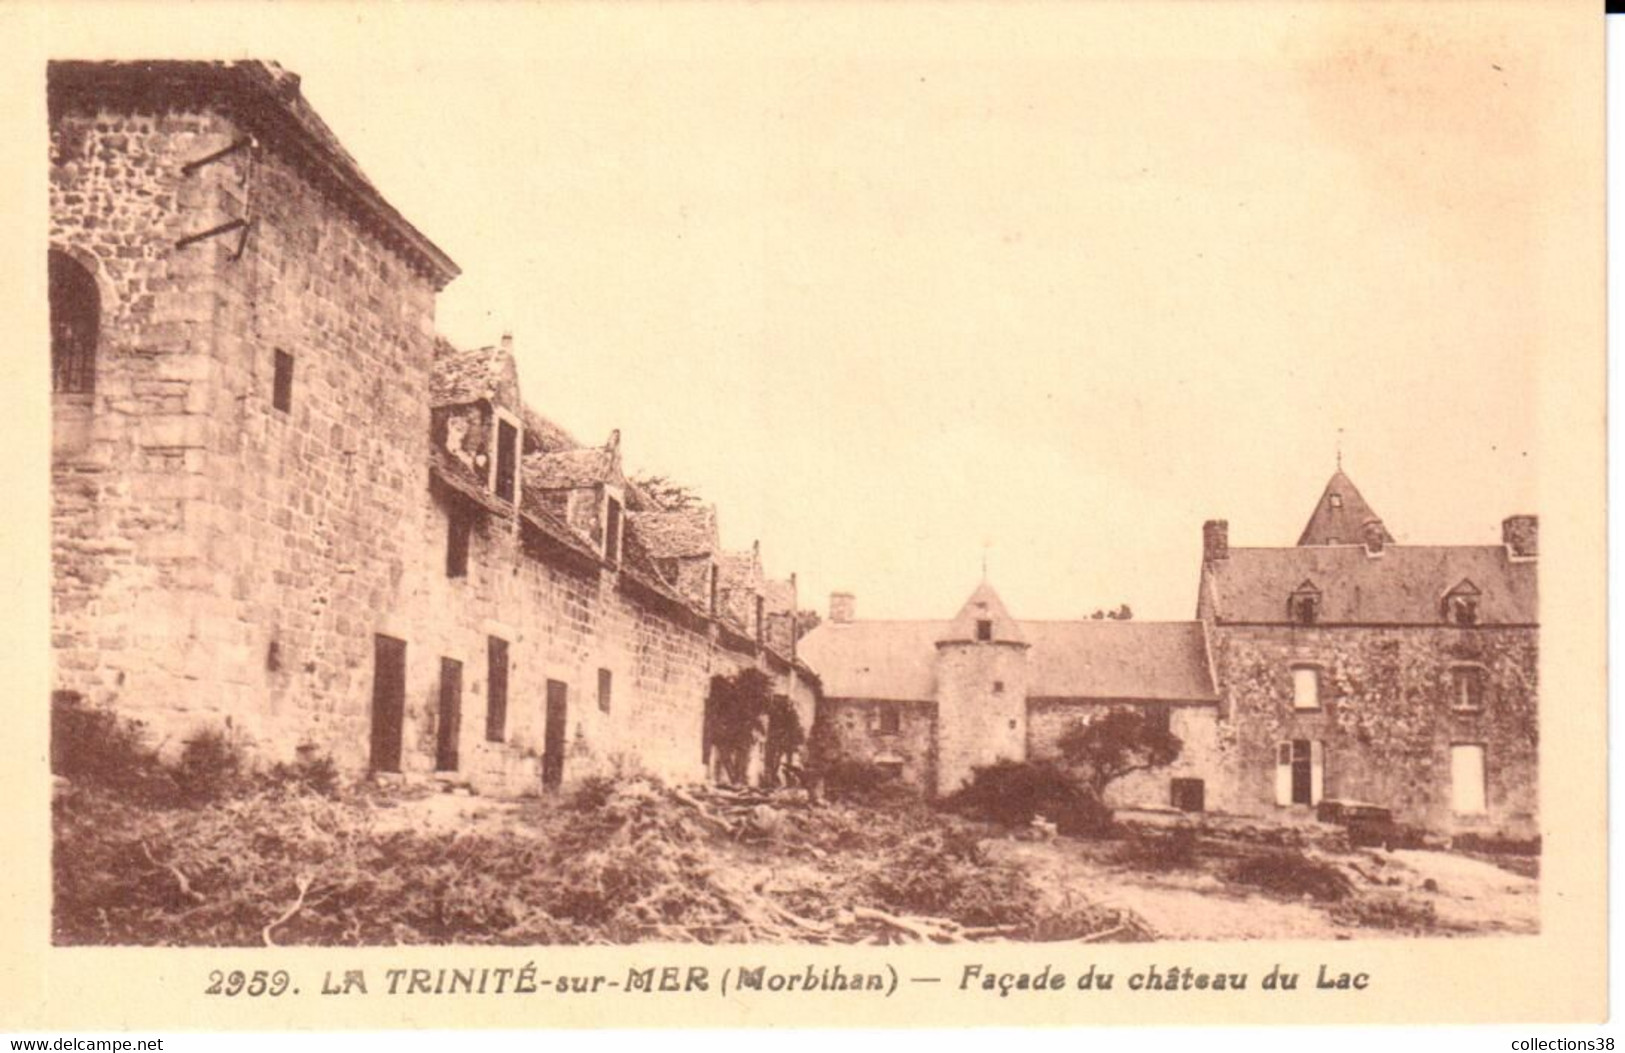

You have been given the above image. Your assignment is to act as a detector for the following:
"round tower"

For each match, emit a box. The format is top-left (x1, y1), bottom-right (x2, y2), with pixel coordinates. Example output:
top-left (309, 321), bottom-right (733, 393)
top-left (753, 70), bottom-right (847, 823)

top-left (933, 582), bottom-right (1030, 795)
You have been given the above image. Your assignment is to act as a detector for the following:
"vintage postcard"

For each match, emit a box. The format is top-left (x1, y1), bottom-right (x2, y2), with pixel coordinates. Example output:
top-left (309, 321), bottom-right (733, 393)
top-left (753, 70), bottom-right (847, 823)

top-left (0, 0), bottom-right (1607, 1032)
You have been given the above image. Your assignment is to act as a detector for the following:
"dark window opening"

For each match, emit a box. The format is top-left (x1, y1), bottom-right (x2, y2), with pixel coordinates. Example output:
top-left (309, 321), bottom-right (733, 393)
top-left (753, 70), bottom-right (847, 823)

top-left (446, 512), bottom-right (472, 578)
top-left (436, 657), bottom-right (463, 772)
top-left (1290, 594), bottom-right (1320, 625)
top-left (754, 595), bottom-right (765, 642)
top-left (709, 564), bottom-right (719, 615)
top-left (1146, 706), bottom-right (1172, 735)
top-left (878, 704), bottom-right (901, 735)
top-left (486, 636), bottom-right (509, 742)
top-left (494, 418), bottom-right (518, 502)
top-left (1447, 595), bottom-right (1480, 626)
top-left (976, 619), bottom-right (993, 641)
top-left (992, 680), bottom-right (1005, 694)
top-left (604, 495), bottom-right (622, 566)
top-left (50, 249), bottom-right (99, 395)
top-left (369, 635), bottom-right (407, 772)
top-left (598, 668), bottom-right (613, 714)
top-left (272, 350), bottom-right (294, 413)
top-left (1171, 778), bottom-right (1205, 813)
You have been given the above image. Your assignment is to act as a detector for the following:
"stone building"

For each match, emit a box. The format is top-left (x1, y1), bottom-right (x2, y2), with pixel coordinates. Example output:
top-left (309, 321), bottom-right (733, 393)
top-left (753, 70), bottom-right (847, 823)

top-left (48, 59), bottom-right (817, 795)
top-left (798, 583), bottom-right (1220, 804)
top-left (801, 469), bottom-right (1538, 836)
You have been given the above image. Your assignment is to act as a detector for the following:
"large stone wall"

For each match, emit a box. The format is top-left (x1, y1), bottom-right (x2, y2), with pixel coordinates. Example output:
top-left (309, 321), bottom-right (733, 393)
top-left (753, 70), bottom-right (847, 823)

top-left (815, 697), bottom-right (937, 794)
top-left (49, 92), bottom-right (818, 793)
top-left (50, 107), bottom-right (244, 741)
top-left (1027, 700), bottom-right (1228, 812)
top-left (1208, 624), bottom-right (1538, 835)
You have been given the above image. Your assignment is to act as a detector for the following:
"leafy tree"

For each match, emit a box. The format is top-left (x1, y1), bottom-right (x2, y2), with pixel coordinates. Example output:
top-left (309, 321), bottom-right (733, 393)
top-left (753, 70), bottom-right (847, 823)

top-left (1057, 709), bottom-right (1181, 802)
top-left (1089, 604), bottom-right (1134, 621)
top-left (703, 668), bottom-right (773, 785)
top-left (761, 695), bottom-right (806, 788)
top-left (631, 472), bottom-right (702, 511)
top-left (793, 609), bottom-right (821, 641)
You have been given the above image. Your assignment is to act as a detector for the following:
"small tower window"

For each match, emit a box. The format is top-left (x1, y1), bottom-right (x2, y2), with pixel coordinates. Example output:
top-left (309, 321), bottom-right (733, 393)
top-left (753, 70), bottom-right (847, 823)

top-left (272, 350), bottom-right (294, 413)
top-left (49, 249), bottom-right (99, 395)
top-left (976, 619), bottom-right (993, 641)
top-left (1329, 493), bottom-right (1343, 509)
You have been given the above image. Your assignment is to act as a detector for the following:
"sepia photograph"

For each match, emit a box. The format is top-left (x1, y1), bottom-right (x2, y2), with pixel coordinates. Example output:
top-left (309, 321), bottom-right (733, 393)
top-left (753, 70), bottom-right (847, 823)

top-left (7, 0), bottom-right (1606, 1031)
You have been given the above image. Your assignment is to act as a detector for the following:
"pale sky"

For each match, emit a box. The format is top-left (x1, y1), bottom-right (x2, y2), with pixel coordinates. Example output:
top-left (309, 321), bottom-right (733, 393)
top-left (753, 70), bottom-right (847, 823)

top-left (48, 2), bottom-right (1576, 620)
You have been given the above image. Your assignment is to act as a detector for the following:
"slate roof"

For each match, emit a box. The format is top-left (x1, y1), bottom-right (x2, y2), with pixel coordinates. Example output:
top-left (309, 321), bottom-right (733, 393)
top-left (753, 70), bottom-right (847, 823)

top-left (628, 507), bottom-right (718, 559)
top-left (524, 446), bottom-right (617, 490)
top-left (430, 340), bottom-right (520, 409)
top-left (762, 578), bottom-right (797, 616)
top-left (799, 618), bottom-right (1216, 703)
top-left (937, 581), bottom-right (1028, 646)
top-left (716, 549), bottom-right (760, 592)
top-left (1297, 469), bottom-right (1394, 547)
top-left (1203, 545), bottom-right (1536, 625)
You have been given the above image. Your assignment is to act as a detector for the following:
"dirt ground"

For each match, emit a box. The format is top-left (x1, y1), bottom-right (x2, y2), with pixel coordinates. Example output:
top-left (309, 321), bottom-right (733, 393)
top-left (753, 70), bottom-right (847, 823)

top-left (378, 787), bottom-right (1538, 942)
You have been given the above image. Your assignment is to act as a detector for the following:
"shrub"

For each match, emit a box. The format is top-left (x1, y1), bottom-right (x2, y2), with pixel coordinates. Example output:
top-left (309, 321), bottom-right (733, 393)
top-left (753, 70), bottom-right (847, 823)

top-left (1117, 827), bottom-right (1199, 871)
top-left (172, 727), bottom-right (246, 805)
top-left (264, 749), bottom-right (341, 798)
top-left (1330, 891), bottom-right (1437, 931)
top-left (1228, 849), bottom-right (1352, 902)
top-left (50, 691), bottom-right (170, 802)
top-left (817, 759), bottom-right (913, 805)
top-left (945, 760), bottom-right (1114, 837)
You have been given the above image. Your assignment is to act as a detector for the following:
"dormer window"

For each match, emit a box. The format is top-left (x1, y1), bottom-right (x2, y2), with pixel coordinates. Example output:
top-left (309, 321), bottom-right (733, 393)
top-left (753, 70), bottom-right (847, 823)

top-left (603, 494), bottom-right (622, 566)
top-left (1288, 581), bottom-right (1321, 625)
top-left (709, 564), bottom-right (719, 616)
top-left (976, 619), bottom-right (993, 642)
top-left (493, 416), bottom-right (519, 503)
top-left (1329, 494), bottom-right (1343, 509)
top-left (755, 595), bottom-right (765, 643)
top-left (1443, 580), bottom-right (1481, 626)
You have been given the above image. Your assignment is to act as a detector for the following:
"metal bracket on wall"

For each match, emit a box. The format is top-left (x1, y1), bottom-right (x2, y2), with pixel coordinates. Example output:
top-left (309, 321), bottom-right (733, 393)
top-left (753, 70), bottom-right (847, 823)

top-left (180, 137), bottom-right (254, 176)
top-left (174, 217), bottom-right (253, 260)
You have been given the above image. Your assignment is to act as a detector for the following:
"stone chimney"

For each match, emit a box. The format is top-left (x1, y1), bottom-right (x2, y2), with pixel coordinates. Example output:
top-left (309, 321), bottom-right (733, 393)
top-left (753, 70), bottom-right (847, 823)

top-left (1203, 520), bottom-right (1229, 561)
top-left (1503, 515), bottom-right (1538, 558)
top-left (830, 591), bottom-right (855, 624)
top-left (1362, 518), bottom-right (1387, 555)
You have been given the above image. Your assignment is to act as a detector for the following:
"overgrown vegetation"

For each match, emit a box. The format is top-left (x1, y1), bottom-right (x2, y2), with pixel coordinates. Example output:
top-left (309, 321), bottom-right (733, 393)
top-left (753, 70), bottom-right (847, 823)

top-left (1227, 848), bottom-right (1353, 902)
top-left (1056, 709), bottom-right (1181, 805)
top-left (703, 669), bottom-right (773, 785)
top-left (945, 760), bottom-right (1113, 837)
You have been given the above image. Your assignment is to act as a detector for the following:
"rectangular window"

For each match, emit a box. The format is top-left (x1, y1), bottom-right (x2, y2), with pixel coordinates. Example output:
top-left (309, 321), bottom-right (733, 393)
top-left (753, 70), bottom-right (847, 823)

top-left (436, 657), bottom-right (463, 772)
top-left (976, 619), bottom-right (993, 641)
top-left (272, 350), bottom-right (294, 413)
top-left (1275, 739), bottom-right (1324, 806)
top-left (446, 513), bottom-right (471, 578)
top-left (1450, 744), bottom-right (1488, 814)
top-left (755, 595), bottom-right (765, 642)
top-left (1146, 706), bottom-right (1172, 736)
top-left (598, 668), bottom-right (613, 714)
top-left (486, 636), bottom-right (509, 742)
top-left (1292, 666), bottom-right (1320, 710)
top-left (878, 704), bottom-right (901, 735)
top-left (1170, 778), bottom-right (1205, 813)
top-left (1451, 666), bottom-right (1485, 712)
top-left (709, 564), bottom-right (719, 615)
top-left (604, 496), bottom-right (622, 566)
top-left (494, 418), bottom-right (518, 502)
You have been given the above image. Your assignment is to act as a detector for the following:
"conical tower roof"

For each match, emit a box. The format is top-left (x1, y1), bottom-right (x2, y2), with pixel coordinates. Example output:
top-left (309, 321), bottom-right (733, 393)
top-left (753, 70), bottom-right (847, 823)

top-left (1297, 468), bottom-right (1394, 547)
top-left (936, 581), bottom-right (1029, 647)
